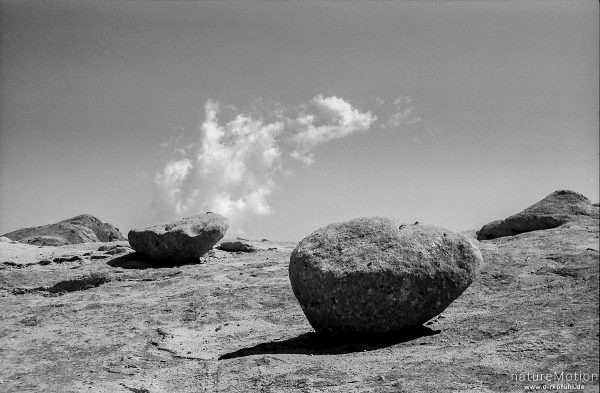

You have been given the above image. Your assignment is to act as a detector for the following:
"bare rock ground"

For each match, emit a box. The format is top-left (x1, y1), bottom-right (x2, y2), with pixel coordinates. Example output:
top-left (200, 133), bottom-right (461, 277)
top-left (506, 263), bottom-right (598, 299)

top-left (0, 219), bottom-right (598, 392)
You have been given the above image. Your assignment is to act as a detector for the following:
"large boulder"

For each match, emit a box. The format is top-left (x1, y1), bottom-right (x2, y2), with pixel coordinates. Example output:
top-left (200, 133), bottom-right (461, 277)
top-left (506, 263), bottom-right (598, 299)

top-left (289, 217), bottom-right (482, 334)
top-left (476, 190), bottom-right (598, 240)
top-left (128, 213), bottom-right (228, 263)
top-left (2, 214), bottom-right (126, 246)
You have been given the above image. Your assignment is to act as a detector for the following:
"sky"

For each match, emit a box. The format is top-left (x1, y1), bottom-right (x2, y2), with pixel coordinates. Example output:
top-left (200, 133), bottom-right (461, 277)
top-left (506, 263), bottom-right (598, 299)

top-left (0, 0), bottom-right (598, 241)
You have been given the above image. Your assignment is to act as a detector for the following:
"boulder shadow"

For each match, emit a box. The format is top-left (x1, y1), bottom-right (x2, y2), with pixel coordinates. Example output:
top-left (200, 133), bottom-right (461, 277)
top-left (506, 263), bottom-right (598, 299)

top-left (107, 252), bottom-right (202, 269)
top-left (219, 325), bottom-right (440, 360)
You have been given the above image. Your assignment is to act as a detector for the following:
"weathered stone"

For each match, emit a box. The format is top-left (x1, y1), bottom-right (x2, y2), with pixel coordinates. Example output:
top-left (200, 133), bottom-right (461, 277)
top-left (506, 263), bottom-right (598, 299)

top-left (476, 190), bottom-right (598, 240)
top-left (289, 217), bottom-right (482, 334)
top-left (218, 241), bottom-right (257, 253)
top-left (128, 213), bottom-right (228, 263)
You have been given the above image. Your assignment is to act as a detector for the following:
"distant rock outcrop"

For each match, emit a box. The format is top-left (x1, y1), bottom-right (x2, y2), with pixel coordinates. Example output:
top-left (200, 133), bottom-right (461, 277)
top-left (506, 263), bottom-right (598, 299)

top-left (476, 190), bottom-right (598, 240)
top-left (2, 214), bottom-right (126, 246)
top-left (289, 218), bottom-right (482, 334)
top-left (128, 213), bottom-right (228, 263)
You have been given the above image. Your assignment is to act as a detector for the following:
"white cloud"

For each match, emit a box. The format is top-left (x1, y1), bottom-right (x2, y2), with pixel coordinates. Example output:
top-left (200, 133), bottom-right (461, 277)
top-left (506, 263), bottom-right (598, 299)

top-left (153, 100), bottom-right (284, 234)
top-left (384, 96), bottom-right (422, 128)
top-left (154, 158), bottom-right (192, 216)
top-left (153, 95), bottom-right (378, 234)
top-left (289, 95), bottom-right (376, 164)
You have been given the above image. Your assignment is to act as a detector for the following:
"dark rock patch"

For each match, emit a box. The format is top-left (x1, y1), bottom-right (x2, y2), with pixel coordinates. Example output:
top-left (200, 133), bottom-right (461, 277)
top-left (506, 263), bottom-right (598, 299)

top-left (45, 273), bottom-right (110, 294)
top-left (218, 241), bottom-right (257, 253)
top-left (10, 273), bottom-right (110, 295)
top-left (53, 255), bottom-right (82, 263)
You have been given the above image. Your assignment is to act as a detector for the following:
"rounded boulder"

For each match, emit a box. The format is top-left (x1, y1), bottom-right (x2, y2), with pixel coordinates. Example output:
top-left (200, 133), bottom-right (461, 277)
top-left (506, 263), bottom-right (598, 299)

top-left (289, 217), bottom-right (482, 334)
top-left (128, 213), bottom-right (228, 263)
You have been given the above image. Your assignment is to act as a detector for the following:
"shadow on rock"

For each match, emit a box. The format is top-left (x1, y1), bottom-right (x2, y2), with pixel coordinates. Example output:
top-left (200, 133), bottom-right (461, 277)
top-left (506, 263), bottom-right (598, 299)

top-left (219, 325), bottom-right (440, 360)
top-left (107, 252), bottom-right (201, 269)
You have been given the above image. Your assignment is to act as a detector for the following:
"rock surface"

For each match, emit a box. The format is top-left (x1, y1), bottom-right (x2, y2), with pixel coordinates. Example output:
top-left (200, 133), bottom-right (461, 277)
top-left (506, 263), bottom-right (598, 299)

top-left (289, 218), bottom-right (482, 334)
top-left (0, 217), bottom-right (597, 392)
top-left (128, 213), bottom-right (228, 263)
top-left (2, 214), bottom-right (125, 246)
top-left (476, 190), bottom-right (598, 240)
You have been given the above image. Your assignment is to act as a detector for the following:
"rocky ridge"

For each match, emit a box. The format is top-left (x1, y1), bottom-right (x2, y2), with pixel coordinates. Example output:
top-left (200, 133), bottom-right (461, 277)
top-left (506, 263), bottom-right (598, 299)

top-left (2, 214), bottom-right (125, 246)
top-left (477, 190), bottom-right (598, 240)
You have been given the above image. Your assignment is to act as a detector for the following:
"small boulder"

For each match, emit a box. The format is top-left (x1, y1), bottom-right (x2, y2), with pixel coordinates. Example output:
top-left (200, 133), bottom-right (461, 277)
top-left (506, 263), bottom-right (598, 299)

top-left (289, 217), bottom-right (482, 334)
top-left (128, 213), bottom-right (228, 263)
top-left (476, 190), bottom-right (598, 240)
top-left (218, 241), bottom-right (257, 253)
